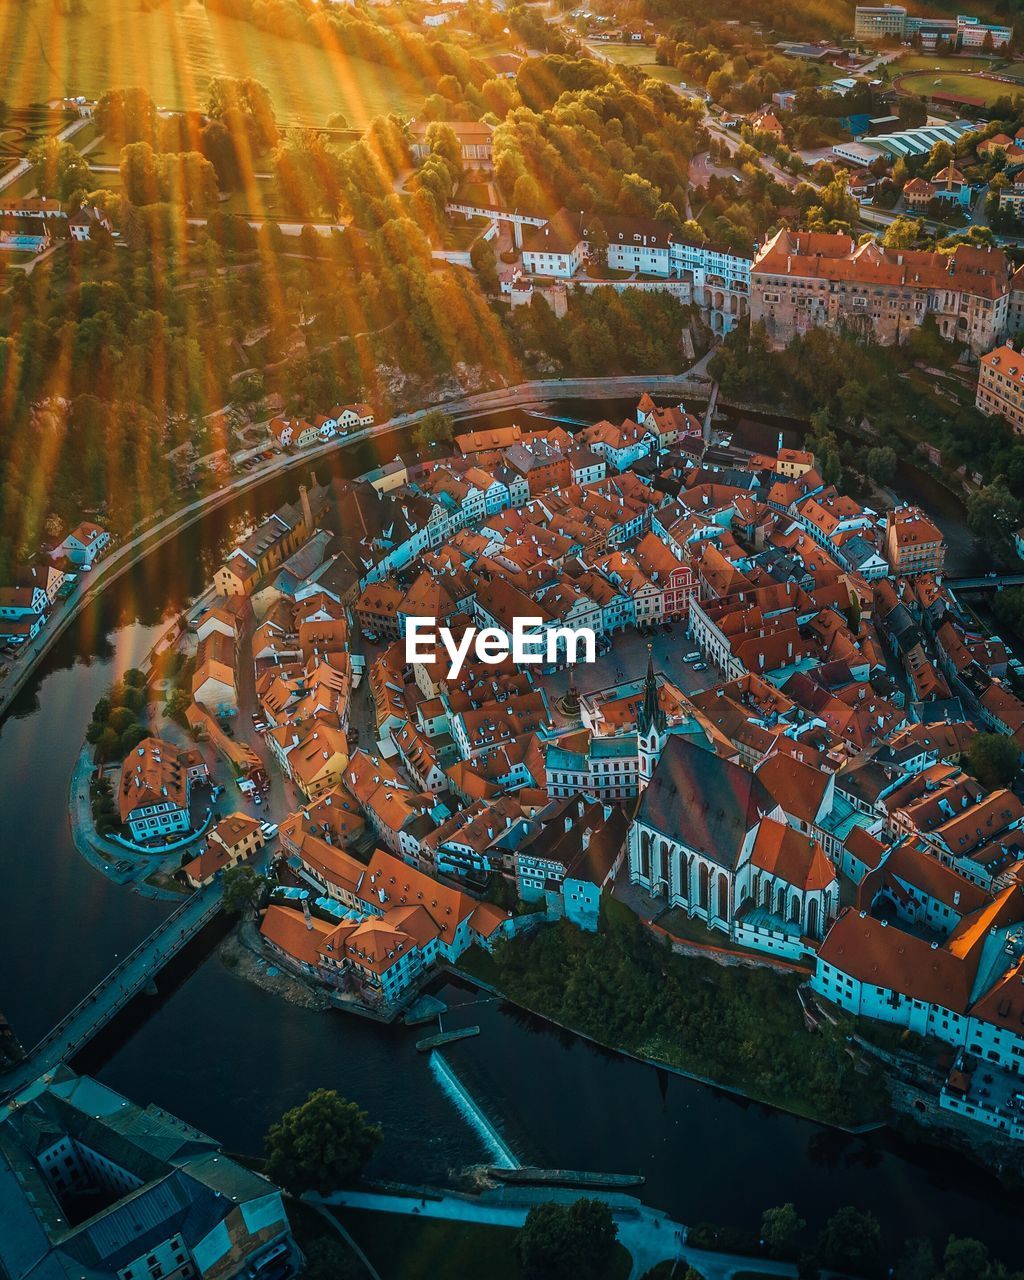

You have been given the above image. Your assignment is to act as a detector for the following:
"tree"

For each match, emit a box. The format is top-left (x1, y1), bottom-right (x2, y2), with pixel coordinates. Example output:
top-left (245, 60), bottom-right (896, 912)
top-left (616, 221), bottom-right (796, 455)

top-left (895, 1237), bottom-right (935, 1280)
top-left (424, 121), bottom-right (463, 182)
top-left (517, 1199), bottom-right (618, 1280)
top-left (882, 216), bottom-right (924, 250)
top-left (300, 1236), bottom-right (363, 1280)
top-left (898, 95), bottom-right (928, 128)
top-left (815, 1206), bottom-right (882, 1277)
top-left (96, 87), bottom-right (158, 148)
top-left (412, 408), bottom-right (455, 452)
top-left (164, 688), bottom-right (191, 725)
top-left (207, 76), bottom-right (278, 150)
top-left (864, 446), bottom-right (898, 485)
top-left (107, 705), bottom-right (139, 734)
top-left (762, 1203), bottom-right (806, 1255)
top-left (222, 866), bottom-right (270, 918)
top-left (966, 478), bottom-right (1022, 536)
top-left (470, 235), bottom-right (499, 294)
top-left (120, 140), bottom-right (161, 205)
top-left (264, 1088), bottom-right (382, 1195)
top-left (966, 733), bottom-right (1020, 790)
top-left (29, 139), bottom-right (90, 200)
top-left (587, 215), bottom-right (609, 268)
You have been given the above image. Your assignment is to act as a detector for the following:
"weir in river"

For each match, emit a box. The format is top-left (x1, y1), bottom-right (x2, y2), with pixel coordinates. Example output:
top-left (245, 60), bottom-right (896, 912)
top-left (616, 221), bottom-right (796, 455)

top-left (428, 1050), bottom-right (519, 1171)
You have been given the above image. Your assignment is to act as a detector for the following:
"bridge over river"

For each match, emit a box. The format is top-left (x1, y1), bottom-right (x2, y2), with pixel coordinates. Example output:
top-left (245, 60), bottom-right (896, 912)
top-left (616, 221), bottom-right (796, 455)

top-left (946, 573), bottom-right (1024, 592)
top-left (0, 885), bottom-right (221, 1097)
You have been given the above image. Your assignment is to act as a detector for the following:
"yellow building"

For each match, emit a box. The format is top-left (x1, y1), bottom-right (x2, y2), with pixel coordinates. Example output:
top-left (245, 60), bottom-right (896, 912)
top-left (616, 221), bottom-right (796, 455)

top-left (977, 343), bottom-right (1024, 434)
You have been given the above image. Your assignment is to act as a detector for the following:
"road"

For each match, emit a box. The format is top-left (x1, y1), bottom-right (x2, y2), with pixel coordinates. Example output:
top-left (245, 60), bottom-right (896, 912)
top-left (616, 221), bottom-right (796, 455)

top-left (312, 1187), bottom-right (800, 1280)
top-left (0, 372), bottom-right (711, 723)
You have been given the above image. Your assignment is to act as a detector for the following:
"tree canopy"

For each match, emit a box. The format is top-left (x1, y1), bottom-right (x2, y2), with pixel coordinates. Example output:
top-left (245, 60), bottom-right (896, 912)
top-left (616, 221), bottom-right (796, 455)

top-left (264, 1088), bottom-right (382, 1195)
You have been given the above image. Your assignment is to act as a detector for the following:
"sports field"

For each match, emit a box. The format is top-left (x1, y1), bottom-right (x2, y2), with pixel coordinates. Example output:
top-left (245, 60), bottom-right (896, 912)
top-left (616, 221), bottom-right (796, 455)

top-left (0, 0), bottom-right (423, 127)
top-left (895, 68), bottom-right (1024, 106)
top-left (586, 41), bottom-right (661, 67)
top-left (895, 53), bottom-right (1002, 74)
top-left (585, 43), bottom-right (690, 89)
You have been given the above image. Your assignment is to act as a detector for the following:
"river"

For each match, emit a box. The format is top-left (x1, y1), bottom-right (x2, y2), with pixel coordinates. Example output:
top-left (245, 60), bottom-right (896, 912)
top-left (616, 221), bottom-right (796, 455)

top-left (2, 398), bottom-right (1015, 1260)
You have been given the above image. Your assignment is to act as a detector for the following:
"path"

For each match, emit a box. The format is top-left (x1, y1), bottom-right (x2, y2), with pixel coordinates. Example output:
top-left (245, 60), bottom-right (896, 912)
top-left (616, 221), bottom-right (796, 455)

top-left (0, 371), bottom-right (711, 722)
top-left (312, 1188), bottom-right (800, 1280)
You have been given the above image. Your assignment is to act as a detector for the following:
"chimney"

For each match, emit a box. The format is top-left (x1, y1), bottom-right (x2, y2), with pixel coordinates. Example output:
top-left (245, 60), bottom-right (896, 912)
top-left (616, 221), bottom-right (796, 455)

top-left (299, 483), bottom-right (312, 529)
top-left (302, 896), bottom-right (313, 929)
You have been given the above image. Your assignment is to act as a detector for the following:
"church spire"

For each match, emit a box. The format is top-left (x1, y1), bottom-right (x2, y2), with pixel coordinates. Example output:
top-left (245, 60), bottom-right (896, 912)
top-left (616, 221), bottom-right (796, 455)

top-left (640, 646), bottom-right (666, 736)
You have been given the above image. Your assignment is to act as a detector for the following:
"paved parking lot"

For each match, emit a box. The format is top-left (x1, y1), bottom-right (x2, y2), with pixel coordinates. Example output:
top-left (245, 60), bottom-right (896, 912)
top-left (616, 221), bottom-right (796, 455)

top-left (543, 622), bottom-right (716, 704)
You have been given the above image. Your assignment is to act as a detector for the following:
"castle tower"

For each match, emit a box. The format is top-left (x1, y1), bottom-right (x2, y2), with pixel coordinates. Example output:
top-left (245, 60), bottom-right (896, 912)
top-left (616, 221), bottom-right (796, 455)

top-left (637, 648), bottom-right (668, 792)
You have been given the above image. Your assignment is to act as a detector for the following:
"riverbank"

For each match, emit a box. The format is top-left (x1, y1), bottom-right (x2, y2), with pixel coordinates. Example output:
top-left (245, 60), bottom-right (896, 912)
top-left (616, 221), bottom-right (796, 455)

top-left (7, 392), bottom-right (1024, 1258)
top-left (450, 905), bottom-right (888, 1133)
top-left (219, 921), bottom-right (331, 1012)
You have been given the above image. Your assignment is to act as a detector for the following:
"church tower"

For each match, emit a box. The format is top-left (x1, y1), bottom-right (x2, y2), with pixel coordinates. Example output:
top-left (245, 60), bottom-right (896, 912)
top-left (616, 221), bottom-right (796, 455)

top-left (637, 648), bottom-right (668, 792)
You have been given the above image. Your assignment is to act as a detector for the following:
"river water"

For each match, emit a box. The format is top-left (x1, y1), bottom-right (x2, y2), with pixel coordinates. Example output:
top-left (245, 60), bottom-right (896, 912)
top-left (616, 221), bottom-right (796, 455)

top-left (1, 399), bottom-right (1016, 1259)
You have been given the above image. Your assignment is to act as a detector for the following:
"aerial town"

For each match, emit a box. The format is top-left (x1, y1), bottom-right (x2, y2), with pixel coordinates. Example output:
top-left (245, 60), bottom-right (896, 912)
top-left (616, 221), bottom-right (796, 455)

top-left (82, 390), bottom-right (1024, 1160)
top-left (6, 0), bottom-right (1024, 1275)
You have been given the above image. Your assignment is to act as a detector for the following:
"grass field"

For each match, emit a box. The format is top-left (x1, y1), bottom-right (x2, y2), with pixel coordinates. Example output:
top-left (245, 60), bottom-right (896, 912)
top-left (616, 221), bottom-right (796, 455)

top-left (0, 0), bottom-right (423, 127)
top-left (894, 53), bottom-right (1004, 74)
top-left (895, 68), bottom-right (1024, 105)
top-left (332, 1208), bottom-right (632, 1280)
top-left (585, 45), bottom-right (690, 89)
top-left (585, 41), bottom-right (660, 66)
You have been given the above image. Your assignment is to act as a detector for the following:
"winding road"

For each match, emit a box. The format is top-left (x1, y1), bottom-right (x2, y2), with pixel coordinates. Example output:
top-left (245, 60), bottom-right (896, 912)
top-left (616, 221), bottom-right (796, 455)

top-left (0, 372), bottom-right (712, 720)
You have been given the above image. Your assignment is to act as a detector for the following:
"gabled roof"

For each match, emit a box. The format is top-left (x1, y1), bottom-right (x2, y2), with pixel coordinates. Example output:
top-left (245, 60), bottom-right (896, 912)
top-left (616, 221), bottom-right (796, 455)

top-left (636, 738), bottom-right (777, 869)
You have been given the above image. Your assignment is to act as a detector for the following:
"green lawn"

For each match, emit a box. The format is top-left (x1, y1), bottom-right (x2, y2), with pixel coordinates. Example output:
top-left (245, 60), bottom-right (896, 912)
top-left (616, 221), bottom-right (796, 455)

top-left (895, 53), bottom-right (1002, 74)
top-left (332, 1208), bottom-right (631, 1280)
top-left (895, 68), bottom-right (1023, 105)
top-left (586, 41), bottom-right (659, 66)
top-left (0, 0), bottom-right (423, 127)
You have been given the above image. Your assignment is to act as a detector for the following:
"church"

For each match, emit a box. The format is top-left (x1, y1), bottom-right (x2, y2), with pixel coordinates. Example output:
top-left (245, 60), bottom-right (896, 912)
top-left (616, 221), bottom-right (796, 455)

top-left (627, 734), bottom-right (839, 952)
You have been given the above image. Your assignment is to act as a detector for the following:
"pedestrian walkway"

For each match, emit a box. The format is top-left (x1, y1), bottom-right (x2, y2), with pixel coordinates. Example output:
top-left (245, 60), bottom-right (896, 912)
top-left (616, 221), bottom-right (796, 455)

top-left (311, 1187), bottom-right (800, 1280)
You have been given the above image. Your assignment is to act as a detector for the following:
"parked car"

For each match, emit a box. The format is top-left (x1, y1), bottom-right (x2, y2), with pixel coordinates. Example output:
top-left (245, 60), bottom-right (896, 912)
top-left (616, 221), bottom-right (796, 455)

top-left (684, 651), bottom-right (701, 663)
top-left (253, 794), bottom-right (263, 806)
top-left (693, 661), bottom-right (708, 672)
top-left (261, 822), bottom-right (279, 838)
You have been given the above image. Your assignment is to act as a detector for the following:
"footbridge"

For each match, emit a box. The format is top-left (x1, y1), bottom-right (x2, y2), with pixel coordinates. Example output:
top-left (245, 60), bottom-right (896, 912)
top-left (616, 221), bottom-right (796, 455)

top-left (445, 202), bottom-right (546, 249)
top-left (0, 885), bottom-right (222, 1096)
